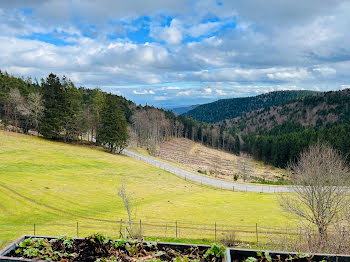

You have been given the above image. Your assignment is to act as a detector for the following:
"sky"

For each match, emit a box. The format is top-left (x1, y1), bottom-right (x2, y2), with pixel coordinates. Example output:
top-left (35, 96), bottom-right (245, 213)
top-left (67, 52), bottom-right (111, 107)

top-left (1, 0), bottom-right (350, 108)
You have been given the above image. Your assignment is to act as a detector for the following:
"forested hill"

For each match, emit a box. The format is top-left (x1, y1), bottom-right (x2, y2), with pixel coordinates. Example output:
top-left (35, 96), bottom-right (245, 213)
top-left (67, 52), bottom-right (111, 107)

top-left (183, 90), bottom-right (318, 123)
top-left (222, 88), bottom-right (350, 135)
top-left (219, 88), bottom-right (350, 168)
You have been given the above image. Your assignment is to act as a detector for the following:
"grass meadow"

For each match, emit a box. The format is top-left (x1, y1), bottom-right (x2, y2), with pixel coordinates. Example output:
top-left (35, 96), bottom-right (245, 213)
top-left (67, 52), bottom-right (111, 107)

top-left (0, 130), bottom-right (295, 248)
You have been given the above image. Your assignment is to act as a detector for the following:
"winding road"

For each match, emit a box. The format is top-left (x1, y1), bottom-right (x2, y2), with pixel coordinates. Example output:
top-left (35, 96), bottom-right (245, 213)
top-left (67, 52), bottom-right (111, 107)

top-left (122, 149), bottom-right (293, 193)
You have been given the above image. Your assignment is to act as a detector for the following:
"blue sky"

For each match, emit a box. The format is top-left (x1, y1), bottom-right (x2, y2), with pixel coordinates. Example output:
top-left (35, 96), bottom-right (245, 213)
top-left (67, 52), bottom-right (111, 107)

top-left (1, 0), bottom-right (350, 108)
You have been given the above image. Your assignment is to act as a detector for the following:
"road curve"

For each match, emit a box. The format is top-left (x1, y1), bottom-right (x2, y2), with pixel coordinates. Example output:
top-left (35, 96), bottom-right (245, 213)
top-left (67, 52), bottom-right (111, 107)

top-left (122, 149), bottom-right (292, 193)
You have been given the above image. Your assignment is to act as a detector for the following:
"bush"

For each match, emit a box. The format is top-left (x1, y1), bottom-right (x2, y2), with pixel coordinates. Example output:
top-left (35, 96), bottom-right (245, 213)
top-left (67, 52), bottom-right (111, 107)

top-left (220, 230), bottom-right (237, 247)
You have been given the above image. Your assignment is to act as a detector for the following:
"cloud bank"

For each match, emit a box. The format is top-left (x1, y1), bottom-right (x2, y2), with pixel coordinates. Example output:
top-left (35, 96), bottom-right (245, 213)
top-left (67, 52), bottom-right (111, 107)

top-left (1, 0), bottom-right (350, 107)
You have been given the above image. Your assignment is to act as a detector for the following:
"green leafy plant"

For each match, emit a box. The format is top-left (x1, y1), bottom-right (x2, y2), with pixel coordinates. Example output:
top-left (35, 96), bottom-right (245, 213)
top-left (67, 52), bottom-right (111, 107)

top-left (112, 238), bottom-right (128, 248)
top-left (203, 243), bottom-right (226, 259)
top-left (94, 232), bottom-right (109, 244)
top-left (59, 235), bottom-right (74, 249)
top-left (245, 257), bottom-right (258, 262)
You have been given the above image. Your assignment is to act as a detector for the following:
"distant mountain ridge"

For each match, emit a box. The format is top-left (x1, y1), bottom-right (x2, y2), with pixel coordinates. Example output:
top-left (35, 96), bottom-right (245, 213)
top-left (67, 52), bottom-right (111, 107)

top-left (170, 104), bottom-right (200, 115)
top-left (183, 90), bottom-right (319, 123)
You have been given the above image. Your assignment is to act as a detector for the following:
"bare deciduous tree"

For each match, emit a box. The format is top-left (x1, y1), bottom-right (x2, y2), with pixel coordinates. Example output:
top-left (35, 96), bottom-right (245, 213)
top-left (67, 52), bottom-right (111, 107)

top-left (131, 109), bottom-right (172, 155)
top-left (118, 183), bottom-right (134, 235)
top-left (7, 88), bottom-right (30, 132)
top-left (27, 91), bottom-right (44, 135)
top-left (280, 142), bottom-right (350, 246)
top-left (238, 156), bottom-right (253, 182)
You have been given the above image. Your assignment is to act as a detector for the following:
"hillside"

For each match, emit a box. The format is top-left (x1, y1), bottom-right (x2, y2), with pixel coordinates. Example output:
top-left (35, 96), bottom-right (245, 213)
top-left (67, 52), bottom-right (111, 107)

top-left (0, 130), bottom-right (291, 247)
top-left (224, 89), bottom-right (350, 134)
top-left (183, 90), bottom-right (318, 123)
top-left (219, 89), bottom-right (350, 168)
top-left (156, 138), bottom-right (287, 184)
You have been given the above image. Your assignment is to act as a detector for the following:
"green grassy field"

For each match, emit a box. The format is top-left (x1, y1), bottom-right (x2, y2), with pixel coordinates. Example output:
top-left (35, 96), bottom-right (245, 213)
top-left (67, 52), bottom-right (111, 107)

top-left (0, 130), bottom-right (295, 248)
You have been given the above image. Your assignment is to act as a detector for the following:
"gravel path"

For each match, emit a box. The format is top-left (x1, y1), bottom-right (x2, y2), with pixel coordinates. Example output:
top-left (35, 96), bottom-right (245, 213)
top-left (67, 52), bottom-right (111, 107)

top-left (122, 149), bottom-right (292, 193)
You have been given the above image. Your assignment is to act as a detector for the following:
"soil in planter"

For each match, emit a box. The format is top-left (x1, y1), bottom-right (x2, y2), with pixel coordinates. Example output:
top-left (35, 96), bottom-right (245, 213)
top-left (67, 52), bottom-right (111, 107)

top-left (232, 251), bottom-right (319, 262)
top-left (8, 233), bottom-right (226, 262)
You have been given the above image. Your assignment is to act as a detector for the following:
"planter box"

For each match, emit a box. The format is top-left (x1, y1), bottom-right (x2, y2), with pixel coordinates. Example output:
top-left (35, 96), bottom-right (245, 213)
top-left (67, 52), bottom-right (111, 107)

top-left (2, 236), bottom-right (350, 262)
top-left (0, 235), bottom-right (35, 261)
top-left (0, 235), bottom-right (212, 262)
top-left (228, 247), bottom-right (350, 262)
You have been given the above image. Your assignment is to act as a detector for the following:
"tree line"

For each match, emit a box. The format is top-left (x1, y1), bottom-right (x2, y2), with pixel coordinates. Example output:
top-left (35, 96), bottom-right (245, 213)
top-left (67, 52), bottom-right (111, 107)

top-left (0, 71), bottom-right (242, 154)
top-left (5, 70), bottom-right (348, 169)
top-left (244, 123), bottom-right (350, 168)
top-left (0, 72), bottom-right (130, 152)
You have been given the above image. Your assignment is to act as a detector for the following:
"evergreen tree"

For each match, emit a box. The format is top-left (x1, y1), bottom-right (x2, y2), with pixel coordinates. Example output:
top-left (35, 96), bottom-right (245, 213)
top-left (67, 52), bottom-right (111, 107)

top-left (61, 77), bottom-right (83, 141)
top-left (40, 73), bottom-right (66, 139)
top-left (97, 94), bottom-right (129, 153)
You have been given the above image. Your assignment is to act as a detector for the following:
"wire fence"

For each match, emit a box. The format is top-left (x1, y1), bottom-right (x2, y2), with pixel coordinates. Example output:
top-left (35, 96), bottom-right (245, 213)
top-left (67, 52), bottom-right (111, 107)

top-left (0, 219), bottom-right (302, 247)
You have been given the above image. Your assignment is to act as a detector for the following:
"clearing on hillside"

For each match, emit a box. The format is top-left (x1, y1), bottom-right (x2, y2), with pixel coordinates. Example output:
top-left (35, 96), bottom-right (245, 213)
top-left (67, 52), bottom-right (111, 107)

top-left (157, 138), bottom-right (287, 183)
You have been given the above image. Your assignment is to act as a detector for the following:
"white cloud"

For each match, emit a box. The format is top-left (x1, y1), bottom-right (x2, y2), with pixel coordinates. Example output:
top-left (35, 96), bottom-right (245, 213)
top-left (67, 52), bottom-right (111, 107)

top-left (204, 88), bottom-right (212, 94)
top-left (266, 69), bottom-right (310, 81)
top-left (133, 89), bottom-right (156, 94)
top-left (176, 90), bottom-right (191, 96)
top-left (150, 19), bottom-right (183, 44)
top-left (216, 89), bottom-right (226, 95)
top-left (186, 21), bottom-right (223, 38)
top-left (313, 66), bottom-right (336, 76)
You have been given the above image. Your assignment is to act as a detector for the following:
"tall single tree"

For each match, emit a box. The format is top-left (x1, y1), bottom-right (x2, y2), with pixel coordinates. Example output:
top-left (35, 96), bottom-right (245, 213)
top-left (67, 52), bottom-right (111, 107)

top-left (97, 94), bottom-right (129, 153)
top-left (91, 88), bottom-right (105, 139)
top-left (40, 74), bottom-right (66, 139)
top-left (62, 78), bottom-right (83, 141)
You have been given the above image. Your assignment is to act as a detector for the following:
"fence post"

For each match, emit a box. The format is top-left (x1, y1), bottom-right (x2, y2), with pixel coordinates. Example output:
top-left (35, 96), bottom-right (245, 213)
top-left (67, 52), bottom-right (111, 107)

top-left (34, 224), bottom-right (36, 236)
top-left (77, 222), bottom-right (79, 238)
top-left (120, 219), bottom-right (123, 238)
top-left (176, 221), bottom-right (178, 238)
top-left (215, 222), bottom-right (217, 241)
top-left (256, 223), bottom-right (258, 246)
top-left (140, 219), bottom-right (142, 235)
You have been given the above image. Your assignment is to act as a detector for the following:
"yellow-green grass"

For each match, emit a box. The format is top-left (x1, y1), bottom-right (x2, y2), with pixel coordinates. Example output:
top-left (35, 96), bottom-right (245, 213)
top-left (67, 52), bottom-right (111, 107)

top-left (0, 130), bottom-right (295, 248)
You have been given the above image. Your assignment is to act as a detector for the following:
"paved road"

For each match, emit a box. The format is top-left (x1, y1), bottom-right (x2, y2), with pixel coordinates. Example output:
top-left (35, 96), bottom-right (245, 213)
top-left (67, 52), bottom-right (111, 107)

top-left (122, 149), bottom-right (293, 193)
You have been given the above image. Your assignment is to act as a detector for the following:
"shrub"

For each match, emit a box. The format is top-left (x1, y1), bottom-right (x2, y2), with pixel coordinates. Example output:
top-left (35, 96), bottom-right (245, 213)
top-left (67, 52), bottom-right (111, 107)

top-left (220, 230), bottom-right (237, 247)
